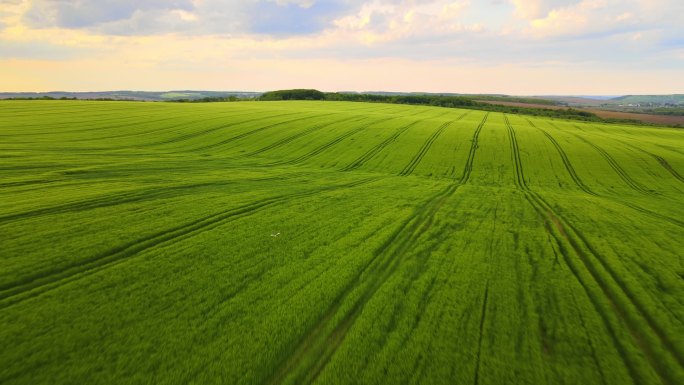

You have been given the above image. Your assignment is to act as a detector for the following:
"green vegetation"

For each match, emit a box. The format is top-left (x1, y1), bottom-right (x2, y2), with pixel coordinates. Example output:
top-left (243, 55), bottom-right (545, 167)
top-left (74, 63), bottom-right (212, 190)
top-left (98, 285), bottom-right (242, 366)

top-left (0, 90), bottom-right (261, 101)
top-left (257, 89), bottom-right (609, 123)
top-left (470, 94), bottom-right (558, 105)
top-left (608, 107), bottom-right (684, 116)
top-left (260, 89), bottom-right (326, 100)
top-left (612, 94), bottom-right (684, 105)
top-left (0, 100), bottom-right (682, 385)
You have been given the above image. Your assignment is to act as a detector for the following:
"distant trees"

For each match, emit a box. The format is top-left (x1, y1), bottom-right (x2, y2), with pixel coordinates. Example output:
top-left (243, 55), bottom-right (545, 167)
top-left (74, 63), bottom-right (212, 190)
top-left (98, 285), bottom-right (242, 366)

top-left (259, 89), bottom-right (325, 101)
top-left (255, 90), bottom-right (606, 122)
top-left (172, 96), bottom-right (242, 103)
top-left (326, 93), bottom-right (478, 108)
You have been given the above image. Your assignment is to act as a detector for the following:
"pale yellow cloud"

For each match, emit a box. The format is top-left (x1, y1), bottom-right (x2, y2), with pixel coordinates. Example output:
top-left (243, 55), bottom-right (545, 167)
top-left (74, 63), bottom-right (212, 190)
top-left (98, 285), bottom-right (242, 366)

top-left (332, 0), bottom-right (476, 44)
top-left (0, 0), bottom-right (682, 93)
top-left (2, 53), bottom-right (683, 94)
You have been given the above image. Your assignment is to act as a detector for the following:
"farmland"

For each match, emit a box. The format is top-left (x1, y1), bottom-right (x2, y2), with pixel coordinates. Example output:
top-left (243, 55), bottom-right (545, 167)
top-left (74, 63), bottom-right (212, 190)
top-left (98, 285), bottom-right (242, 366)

top-left (0, 100), bottom-right (683, 385)
top-left (477, 100), bottom-right (684, 126)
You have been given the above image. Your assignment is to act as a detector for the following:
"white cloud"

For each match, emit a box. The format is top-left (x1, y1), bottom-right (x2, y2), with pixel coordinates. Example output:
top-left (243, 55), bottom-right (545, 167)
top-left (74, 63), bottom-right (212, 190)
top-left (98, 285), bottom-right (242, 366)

top-left (332, 0), bottom-right (475, 43)
top-left (509, 0), bottom-right (579, 19)
top-left (522, 0), bottom-right (683, 40)
top-left (0, 0), bottom-right (682, 93)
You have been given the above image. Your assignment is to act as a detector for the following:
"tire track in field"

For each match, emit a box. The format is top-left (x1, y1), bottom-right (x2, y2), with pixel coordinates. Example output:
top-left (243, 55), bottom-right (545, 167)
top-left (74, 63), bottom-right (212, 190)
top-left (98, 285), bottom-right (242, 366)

top-left (19, 110), bottom-right (285, 149)
top-left (239, 115), bottom-right (368, 158)
top-left (262, 113), bottom-right (490, 385)
top-left (0, 172), bottom-right (309, 223)
top-left (568, 289), bottom-right (610, 385)
top-left (531, 193), bottom-right (684, 384)
top-left (527, 119), bottom-right (598, 196)
top-left (406, 210), bottom-right (493, 385)
top-left (526, 124), bottom-right (684, 362)
top-left (4, 111), bottom-right (183, 134)
top-left (278, 124), bottom-right (371, 164)
top-left (268, 117), bottom-right (399, 166)
top-left (0, 182), bottom-right (231, 223)
top-left (178, 214), bottom-right (398, 385)
top-left (504, 115), bottom-right (526, 189)
top-left (546, 124), bottom-right (656, 195)
top-left (341, 119), bottom-right (422, 171)
top-left (190, 112), bottom-right (337, 152)
top-left (618, 200), bottom-right (684, 227)
top-left (63, 109), bottom-right (246, 143)
top-left (399, 121), bottom-right (451, 176)
top-left (533, 121), bottom-right (683, 227)
top-left (506, 118), bottom-right (683, 384)
top-left (651, 155), bottom-right (684, 183)
top-left (336, 108), bottom-right (438, 171)
top-left (399, 111), bottom-right (470, 177)
top-left (460, 113), bottom-right (490, 183)
top-left (262, 182), bottom-right (461, 385)
top-left (0, 178), bottom-right (378, 309)
top-left (584, 128), bottom-right (684, 185)
top-left (146, 111), bottom-right (302, 148)
top-left (2, 113), bottom-right (198, 144)
top-left (473, 281), bottom-right (490, 385)
top-left (506, 116), bottom-right (642, 381)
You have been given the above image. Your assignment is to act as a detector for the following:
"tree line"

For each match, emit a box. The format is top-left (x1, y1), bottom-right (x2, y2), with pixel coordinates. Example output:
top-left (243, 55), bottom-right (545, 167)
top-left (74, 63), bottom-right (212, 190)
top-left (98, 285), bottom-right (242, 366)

top-left (257, 89), bottom-right (611, 123)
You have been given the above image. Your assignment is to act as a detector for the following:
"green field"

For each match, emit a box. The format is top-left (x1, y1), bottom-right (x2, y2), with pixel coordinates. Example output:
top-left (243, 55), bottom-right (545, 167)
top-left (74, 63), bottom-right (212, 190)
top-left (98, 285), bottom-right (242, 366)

top-left (1, 100), bottom-right (682, 385)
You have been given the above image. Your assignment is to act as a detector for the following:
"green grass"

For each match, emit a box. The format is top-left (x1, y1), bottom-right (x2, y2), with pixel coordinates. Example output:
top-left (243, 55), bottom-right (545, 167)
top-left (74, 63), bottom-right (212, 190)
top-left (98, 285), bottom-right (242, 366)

top-left (0, 100), bottom-right (682, 385)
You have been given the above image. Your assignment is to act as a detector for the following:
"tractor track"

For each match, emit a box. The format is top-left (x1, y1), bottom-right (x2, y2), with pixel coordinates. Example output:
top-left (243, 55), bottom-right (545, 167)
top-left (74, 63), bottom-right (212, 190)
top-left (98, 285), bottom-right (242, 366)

top-left (190, 112), bottom-right (336, 152)
top-left (0, 172), bottom-right (310, 224)
top-left (399, 111), bottom-right (470, 177)
top-left (261, 112), bottom-right (489, 385)
top-left (527, 119), bottom-right (597, 196)
top-left (460, 113), bottom-right (489, 182)
top-left (573, 125), bottom-right (684, 185)
top-left (507, 117), bottom-right (683, 384)
top-left (0, 178), bottom-right (378, 310)
top-left (240, 115), bottom-right (368, 158)
top-left (547, 124), bottom-right (655, 195)
top-left (273, 120), bottom-right (378, 166)
top-left (341, 120), bottom-right (421, 171)
top-left (531, 120), bottom-right (682, 228)
top-left (62, 109), bottom-right (248, 143)
top-left (145, 111), bottom-right (301, 148)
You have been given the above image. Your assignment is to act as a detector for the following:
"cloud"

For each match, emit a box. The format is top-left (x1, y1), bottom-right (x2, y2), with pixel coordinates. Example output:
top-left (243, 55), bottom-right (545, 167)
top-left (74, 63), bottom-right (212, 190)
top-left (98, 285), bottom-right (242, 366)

top-left (509, 0), bottom-right (579, 19)
top-left (247, 0), bottom-right (354, 35)
top-left (332, 0), bottom-right (475, 44)
top-left (511, 0), bottom-right (684, 40)
top-left (24, 0), bottom-right (194, 29)
top-left (0, 39), bottom-right (87, 59)
top-left (20, 0), bottom-right (358, 36)
top-left (0, 0), bottom-right (682, 93)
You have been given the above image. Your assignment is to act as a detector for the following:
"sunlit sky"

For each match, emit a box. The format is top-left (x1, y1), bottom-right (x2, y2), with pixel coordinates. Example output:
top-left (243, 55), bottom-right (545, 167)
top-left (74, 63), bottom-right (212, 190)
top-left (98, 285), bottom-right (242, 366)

top-left (1, 0), bottom-right (682, 94)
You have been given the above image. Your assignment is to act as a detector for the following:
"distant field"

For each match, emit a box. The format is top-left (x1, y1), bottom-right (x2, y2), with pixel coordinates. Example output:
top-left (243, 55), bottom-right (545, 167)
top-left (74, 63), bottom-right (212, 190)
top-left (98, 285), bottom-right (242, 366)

top-left (478, 100), bottom-right (684, 125)
top-left (1, 101), bottom-right (683, 385)
top-left (584, 109), bottom-right (684, 125)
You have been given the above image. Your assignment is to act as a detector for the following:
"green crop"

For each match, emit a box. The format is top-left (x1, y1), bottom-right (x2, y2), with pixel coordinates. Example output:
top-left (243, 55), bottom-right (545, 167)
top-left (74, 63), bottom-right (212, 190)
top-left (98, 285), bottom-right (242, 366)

top-left (0, 100), bottom-right (682, 385)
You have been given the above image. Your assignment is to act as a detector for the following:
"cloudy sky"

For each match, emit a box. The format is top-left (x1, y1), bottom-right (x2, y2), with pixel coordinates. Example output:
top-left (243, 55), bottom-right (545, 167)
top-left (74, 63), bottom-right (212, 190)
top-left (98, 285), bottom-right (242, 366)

top-left (1, 0), bottom-right (682, 94)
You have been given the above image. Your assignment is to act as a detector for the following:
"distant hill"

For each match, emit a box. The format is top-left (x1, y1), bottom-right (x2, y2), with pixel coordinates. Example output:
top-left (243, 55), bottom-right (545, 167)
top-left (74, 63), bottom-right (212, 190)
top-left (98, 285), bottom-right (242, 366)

top-left (610, 95), bottom-right (684, 105)
top-left (0, 90), bottom-right (262, 101)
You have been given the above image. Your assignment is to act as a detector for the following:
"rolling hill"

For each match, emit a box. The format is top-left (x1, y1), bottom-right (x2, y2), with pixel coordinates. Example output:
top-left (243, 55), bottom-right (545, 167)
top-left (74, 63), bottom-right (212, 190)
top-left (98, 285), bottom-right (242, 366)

top-left (0, 100), bottom-right (682, 385)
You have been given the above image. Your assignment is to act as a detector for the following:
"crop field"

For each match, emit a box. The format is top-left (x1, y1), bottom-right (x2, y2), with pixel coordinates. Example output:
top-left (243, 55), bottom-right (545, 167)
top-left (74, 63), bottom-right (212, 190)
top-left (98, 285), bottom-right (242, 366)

top-left (0, 100), bottom-right (683, 385)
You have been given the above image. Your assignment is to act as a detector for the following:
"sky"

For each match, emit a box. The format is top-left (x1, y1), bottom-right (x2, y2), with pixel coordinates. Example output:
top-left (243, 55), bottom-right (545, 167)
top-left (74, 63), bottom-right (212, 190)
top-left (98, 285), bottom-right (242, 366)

top-left (0, 0), bottom-right (682, 94)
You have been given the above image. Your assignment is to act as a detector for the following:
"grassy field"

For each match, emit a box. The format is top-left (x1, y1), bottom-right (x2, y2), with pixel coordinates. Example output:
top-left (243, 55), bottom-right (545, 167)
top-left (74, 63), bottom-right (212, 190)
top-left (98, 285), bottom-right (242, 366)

top-left (0, 100), bottom-right (682, 385)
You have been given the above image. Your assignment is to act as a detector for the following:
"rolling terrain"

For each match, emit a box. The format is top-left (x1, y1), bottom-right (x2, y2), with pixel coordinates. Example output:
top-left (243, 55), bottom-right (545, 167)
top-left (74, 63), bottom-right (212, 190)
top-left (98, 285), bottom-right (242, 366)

top-left (0, 100), bottom-right (683, 385)
top-left (478, 100), bottom-right (684, 126)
